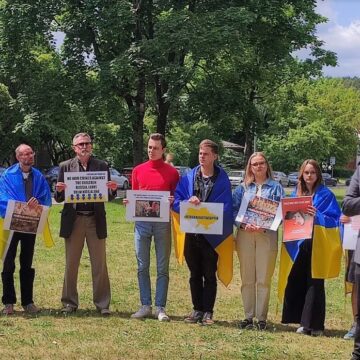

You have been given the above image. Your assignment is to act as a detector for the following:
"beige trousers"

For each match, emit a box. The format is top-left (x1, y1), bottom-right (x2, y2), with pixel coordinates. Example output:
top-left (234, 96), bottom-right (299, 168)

top-left (61, 215), bottom-right (111, 310)
top-left (235, 229), bottom-right (278, 321)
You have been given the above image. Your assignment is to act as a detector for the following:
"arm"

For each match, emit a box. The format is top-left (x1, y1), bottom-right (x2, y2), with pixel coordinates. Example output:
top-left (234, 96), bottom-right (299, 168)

top-left (232, 185), bottom-right (244, 225)
top-left (343, 167), bottom-right (360, 216)
top-left (54, 164), bottom-right (65, 203)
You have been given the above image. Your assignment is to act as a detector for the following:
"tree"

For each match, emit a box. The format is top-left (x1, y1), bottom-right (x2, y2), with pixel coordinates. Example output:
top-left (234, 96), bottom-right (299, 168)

top-left (259, 78), bottom-right (360, 172)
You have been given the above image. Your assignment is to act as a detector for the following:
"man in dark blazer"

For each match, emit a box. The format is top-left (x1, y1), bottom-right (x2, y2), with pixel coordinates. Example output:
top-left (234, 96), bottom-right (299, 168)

top-left (343, 164), bottom-right (360, 360)
top-left (55, 132), bottom-right (117, 315)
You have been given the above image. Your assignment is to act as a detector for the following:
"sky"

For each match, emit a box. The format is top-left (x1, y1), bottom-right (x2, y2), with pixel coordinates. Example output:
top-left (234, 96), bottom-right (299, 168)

top-left (315, 0), bottom-right (360, 77)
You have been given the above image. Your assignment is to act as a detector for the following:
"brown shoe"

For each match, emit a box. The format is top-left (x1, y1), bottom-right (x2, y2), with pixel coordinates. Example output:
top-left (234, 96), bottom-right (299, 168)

top-left (2, 304), bottom-right (14, 315)
top-left (61, 304), bottom-right (77, 314)
top-left (23, 303), bottom-right (40, 314)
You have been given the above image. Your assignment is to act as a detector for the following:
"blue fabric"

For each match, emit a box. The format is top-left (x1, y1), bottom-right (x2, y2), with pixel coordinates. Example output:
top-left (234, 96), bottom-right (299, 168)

top-left (232, 178), bottom-right (285, 227)
top-left (0, 163), bottom-right (52, 217)
top-left (284, 184), bottom-right (340, 262)
top-left (134, 221), bottom-right (171, 307)
top-left (173, 165), bottom-right (233, 249)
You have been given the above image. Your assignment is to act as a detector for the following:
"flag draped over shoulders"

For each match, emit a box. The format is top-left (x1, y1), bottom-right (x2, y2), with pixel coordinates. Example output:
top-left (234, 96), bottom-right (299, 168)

top-left (278, 184), bottom-right (341, 302)
top-left (171, 165), bottom-right (234, 286)
top-left (0, 164), bottom-right (54, 260)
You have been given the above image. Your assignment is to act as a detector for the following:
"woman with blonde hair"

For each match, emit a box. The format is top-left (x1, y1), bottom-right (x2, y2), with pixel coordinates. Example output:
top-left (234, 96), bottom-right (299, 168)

top-left (232, 152), bottom-right (284, 330)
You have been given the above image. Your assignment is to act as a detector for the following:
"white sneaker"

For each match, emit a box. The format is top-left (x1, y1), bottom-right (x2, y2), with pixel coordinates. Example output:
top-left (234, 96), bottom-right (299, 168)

top-left (155, 306), bottom-right (170, 322)
top-left (131, 305), bottom-right (152, 319)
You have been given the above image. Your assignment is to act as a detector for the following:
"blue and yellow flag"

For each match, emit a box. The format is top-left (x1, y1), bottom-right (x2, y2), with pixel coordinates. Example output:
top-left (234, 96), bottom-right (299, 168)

top-left (278, 184), bottom-right (341, 302)
top-left (172, 165), bottom-right (234, 286)
top-left (0, 164), bottom-right (54, 260)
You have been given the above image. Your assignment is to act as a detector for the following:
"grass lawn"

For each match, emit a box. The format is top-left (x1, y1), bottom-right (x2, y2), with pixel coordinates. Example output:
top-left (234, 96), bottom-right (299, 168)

top-left (0, 187), bottom-right (355, 359)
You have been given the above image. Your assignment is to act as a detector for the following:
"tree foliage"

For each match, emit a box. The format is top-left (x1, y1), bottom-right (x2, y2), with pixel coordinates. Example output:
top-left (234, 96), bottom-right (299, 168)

top-left (259, 78), bottom-right (360, 172)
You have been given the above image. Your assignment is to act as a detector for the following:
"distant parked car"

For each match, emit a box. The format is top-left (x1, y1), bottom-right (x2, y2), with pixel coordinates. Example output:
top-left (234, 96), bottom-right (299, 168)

top-left (44, 166), bottom-right (60, 192)
top-left (121, 167), bottom-right (133, 187)
top-left (110, 168), bottom-right (129, 190)
top-left (288, 172), bottom-right (299, 186)
top-left (322, 173), bottom-right (337, 187)
top-left (175, 166), bottom-right (191, 177)
top-left (228, 170), bottom-right (245, 188)
top-left (273, 171), bottom-right (289, 186)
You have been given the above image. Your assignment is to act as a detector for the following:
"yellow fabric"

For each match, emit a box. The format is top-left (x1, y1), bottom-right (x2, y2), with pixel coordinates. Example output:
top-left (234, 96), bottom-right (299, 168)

top-left (42, 219), bottom-right (55, 248)
top-left (0, 218), bottom-right (10, 260)
top-left (311, 225), bottom-right (341, 279)
top-left (278, 243), bottom-right (294, 303)
top-left (0, 215), bottom-right (54, 261)
top-left (171, 211), bottom-right (186, 265)
top-left (214, 234), bottom-right (234, 286)
top-left (171, 210), bottom-right (234, 286)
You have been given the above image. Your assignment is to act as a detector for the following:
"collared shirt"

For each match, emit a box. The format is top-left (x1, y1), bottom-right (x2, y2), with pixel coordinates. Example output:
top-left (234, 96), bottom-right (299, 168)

top-left (194, 166), bottom-right (219, 202)
top-left (232, 178), bottom-right (285, 227)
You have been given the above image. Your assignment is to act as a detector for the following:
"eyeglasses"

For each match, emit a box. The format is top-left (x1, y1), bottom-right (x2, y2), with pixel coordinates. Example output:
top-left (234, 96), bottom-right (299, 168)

top-left (74, 142), bottom-right (92, 148)
top-left (251, 161), bottom-right (266, 167)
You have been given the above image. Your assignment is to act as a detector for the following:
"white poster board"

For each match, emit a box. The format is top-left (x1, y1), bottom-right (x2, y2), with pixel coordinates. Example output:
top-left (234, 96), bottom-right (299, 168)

top-left (3, 200), bottom-right (49, 234)
top-left (235, 193), bottom-right (282, 231)
top-left (126, 190), bottom-right (170, 222)
top-left (64, 171), bottom-right (108, 203)
top-left (179, 202), bottom-right (224, 235)
top-left (343, 222), bottom-right (360, 250)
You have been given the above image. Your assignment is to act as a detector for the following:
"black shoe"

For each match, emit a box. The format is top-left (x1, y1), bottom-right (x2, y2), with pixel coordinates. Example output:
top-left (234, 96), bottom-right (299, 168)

top-left (257, 321), bottom-right (267, 330)
top-left (239, 318), bottom-right (254, 329)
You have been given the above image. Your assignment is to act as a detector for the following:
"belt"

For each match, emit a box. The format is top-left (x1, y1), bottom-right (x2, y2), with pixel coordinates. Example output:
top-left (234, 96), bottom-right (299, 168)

top-left (76, 211), bottom-right (95, 217)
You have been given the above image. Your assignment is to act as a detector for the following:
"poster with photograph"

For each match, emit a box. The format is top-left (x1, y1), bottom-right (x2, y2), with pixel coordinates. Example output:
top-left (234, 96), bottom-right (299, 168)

top-left (64, 171), bottom-right (108, 203)
top-left (235, 193), bottom-right (282, 231)
top-left (343, 216), bottom-right (360, 250)
top-left (179, 202), bottom-right (224, 235)
top-left (3, 200), bottom-right (50, 234)
top-left (282, 196), bottom-right (313, 242)
top-left (126, 190), bottom-right (170, 222)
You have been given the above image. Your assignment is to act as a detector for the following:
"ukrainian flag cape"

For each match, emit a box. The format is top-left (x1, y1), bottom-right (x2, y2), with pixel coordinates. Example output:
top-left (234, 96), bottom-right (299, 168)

top-left (0, 164), bottom-right (54, 260)
top-left (171, 165), bottom-right (234, 286)
top-left (278, 184), bottom-right (341, 302)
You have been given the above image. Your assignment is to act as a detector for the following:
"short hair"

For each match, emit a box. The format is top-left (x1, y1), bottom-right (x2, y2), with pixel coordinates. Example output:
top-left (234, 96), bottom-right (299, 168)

top-left (15, 144), bottom-right (33, 156)
top-left (72, 133), bottom-right (92, 145)
top-left (199, 139), bottom-right (219, 154)
top-left (149, 133), bottom-right (166, 148)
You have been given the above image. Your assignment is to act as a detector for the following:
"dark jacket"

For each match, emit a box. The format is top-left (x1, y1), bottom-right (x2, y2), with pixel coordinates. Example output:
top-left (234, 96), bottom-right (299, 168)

top-left (342, 164), bottom-right (360, 264)
top-left (54, 156), bottom-right (115, 239)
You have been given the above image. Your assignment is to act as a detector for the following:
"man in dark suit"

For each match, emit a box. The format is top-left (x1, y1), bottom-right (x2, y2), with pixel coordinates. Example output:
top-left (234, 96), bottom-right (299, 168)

top-left (343, 165), bottom-right (360, 360)
top-left (55, 132), bottom-right (117, 315)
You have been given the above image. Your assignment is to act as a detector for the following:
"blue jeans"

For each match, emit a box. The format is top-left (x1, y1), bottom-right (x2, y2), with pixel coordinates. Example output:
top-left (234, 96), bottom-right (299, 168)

top-left (134, 221), bottom-right (171, 307)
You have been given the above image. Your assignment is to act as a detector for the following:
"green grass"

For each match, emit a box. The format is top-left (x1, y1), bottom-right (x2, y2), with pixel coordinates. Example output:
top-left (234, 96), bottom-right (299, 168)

top-left (0, 192), bottom-right (355, 359)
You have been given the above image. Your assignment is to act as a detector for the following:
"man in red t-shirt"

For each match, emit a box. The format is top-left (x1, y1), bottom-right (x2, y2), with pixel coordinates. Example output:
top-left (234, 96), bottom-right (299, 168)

top-left (130, 133), bottom-right (179, 321)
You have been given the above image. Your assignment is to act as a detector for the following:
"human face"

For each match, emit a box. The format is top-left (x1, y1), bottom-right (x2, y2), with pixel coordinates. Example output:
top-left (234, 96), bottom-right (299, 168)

top-left (302, 164), bottom-right (318, 190)
top-left (199, 146), bottom-right (217, 169)
top-left (249, 155), bottom-right (267, 178)
top-left (148, 139), bottom-right (165, 161)
top-left (16, 145), bottom-right (35, 169)
top-left (72, 135), bottom-right (92, 159)
top-left (294, 212), bottom-right (305, 226)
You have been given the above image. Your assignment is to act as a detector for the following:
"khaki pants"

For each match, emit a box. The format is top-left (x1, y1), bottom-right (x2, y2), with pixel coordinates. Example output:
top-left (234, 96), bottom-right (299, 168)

top-left (61, 215), bottom-right (110, 310)
top-left (235, 229), bottom-right (278, 321)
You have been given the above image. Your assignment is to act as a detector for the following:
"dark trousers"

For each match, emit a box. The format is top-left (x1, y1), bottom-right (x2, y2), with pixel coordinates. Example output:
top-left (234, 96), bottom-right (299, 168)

top-left (352, 264), bottom-right (360, 359)
top-left (184, 234), bottom-right (218, 313)
top-left (1, 232), bottom-right (36, 306)
top-left (282, 239), bottom-right (325, 330)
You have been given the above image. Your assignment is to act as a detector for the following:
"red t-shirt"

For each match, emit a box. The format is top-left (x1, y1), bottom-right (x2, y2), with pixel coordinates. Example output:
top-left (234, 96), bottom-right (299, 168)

top-left (132, 159), bottom-right (179, 194)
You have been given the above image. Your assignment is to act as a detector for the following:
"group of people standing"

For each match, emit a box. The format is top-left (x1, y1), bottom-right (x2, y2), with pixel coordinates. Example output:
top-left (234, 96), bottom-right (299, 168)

top-left (1, 132), bottom-right (359, 358)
